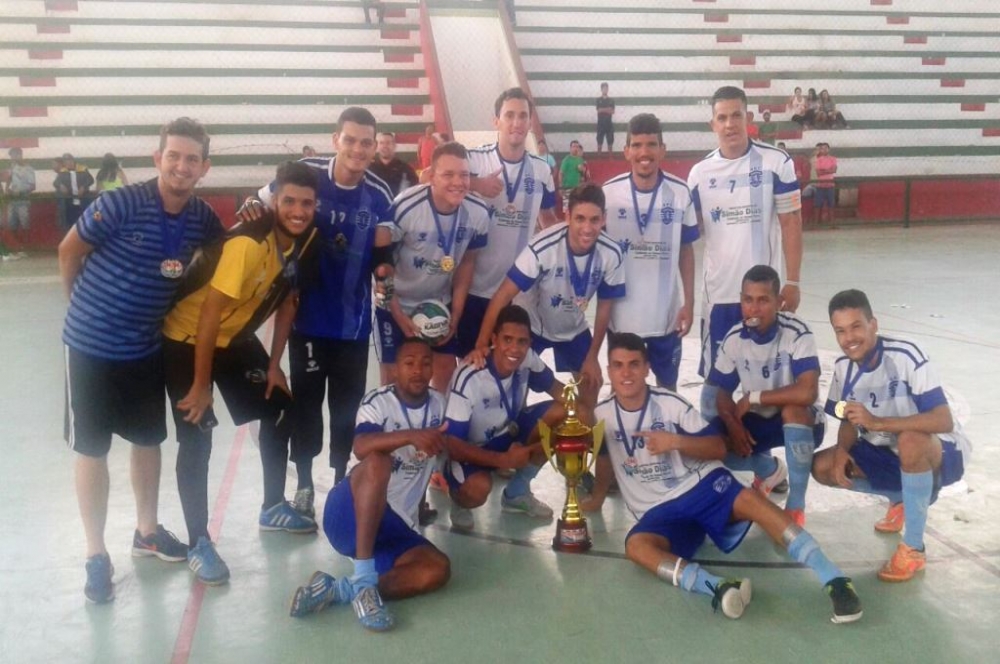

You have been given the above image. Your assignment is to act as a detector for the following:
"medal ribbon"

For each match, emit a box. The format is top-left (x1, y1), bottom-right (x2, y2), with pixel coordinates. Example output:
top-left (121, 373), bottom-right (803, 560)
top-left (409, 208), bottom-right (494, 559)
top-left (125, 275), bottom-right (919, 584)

top-left (630, 172), bottom-right (662, 236)
top-left (153, 185), bottom-right (188, 260)
top-left (841, 339), bottom-right (882, 401)
top-left (488, 358), bottom-right (520, 430)
top-left (394, 388), bottom-right (430, 430)
top-left (497, 146), bottom-right (527, 204)
top-left (614, 391), bottom-right (650, 458)
top-left (566, 236), bottom-right (596, 300)
top-left (430, 196), bottom-right (461, 260)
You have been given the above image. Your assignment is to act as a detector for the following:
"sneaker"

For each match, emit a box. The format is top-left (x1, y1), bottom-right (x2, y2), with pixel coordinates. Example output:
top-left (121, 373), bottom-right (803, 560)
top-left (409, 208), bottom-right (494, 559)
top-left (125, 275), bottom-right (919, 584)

top-left (501, 491), bottom-right (554, 519)
top-left (825, 576), bottom-right (863, 623)
top-left (131, 525), bottom-right (188, 562)
top-left (1, 252), bottom-right (23, 262)
top-left (771, 478), bottom-right (789, 494)
top-left (874, 502), bottom-right (905, 534)
top-left (429, 471), bottom-right (448, 492)
top-left (259, 501), bottom-right (318, 534)
top-left (187, 536), bottom-right (230, 586)
top-left (785, 508), bottom-right (806, 527)
top-left (352, 585), bottom-right (394, 632)
top-left (418, 499), bottom-right (438, 526)
top-left (878, 542), bottom-right (926, 583)
top-left (752, 457), bottom-right (788, 498)
top-left (450, 503), bottom-right (474, 530)
top-left (289, 571), bottom-right (347, 618)
top-left (709, 578), bottom-right (752, 619)
top-left (292, 487), bottom-right (315, 518)
top-left (84, 553), bottom-right (115, 604)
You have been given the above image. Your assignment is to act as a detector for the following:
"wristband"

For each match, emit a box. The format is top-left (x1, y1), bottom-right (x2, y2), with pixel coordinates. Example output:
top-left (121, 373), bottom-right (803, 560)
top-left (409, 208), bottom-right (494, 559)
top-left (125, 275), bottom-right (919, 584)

top-left (785, 280), bottom-right (800, 287)
top-left (748, 391), bottom-right (762, 406)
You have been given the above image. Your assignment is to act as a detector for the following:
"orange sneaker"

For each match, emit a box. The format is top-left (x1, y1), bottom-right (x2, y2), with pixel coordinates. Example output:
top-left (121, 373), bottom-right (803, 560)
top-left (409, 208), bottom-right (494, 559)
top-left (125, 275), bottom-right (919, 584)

top-left (874, 502), bottom-right (905, 534)
top-left (429, 471), bottom-right (448, 492)
top-left (878, 542), bottom-right (926, 582)
top-left (785, 508), bottom-right (805, 527)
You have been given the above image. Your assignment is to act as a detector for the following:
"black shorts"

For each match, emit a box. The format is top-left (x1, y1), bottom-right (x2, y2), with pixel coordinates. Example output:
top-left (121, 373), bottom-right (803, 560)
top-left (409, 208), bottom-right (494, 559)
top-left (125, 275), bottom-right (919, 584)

top-left (163, 337), bottom-right (291, 445)
top-left (64, 345), bottom-right (167, 457)
top-left (596, 120), bottom-right (614, 147)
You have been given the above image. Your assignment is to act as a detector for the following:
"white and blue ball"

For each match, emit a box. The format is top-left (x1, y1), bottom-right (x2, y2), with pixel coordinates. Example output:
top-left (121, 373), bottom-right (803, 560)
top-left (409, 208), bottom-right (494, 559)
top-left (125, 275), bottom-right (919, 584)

top-left (411, 300), bottom-right (452, 342)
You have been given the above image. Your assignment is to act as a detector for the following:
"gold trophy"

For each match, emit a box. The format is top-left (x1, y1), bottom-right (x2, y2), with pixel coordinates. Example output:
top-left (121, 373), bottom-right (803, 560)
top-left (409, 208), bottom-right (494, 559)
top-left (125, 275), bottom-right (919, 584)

top-left (539, 381), bottom-right (604, 553)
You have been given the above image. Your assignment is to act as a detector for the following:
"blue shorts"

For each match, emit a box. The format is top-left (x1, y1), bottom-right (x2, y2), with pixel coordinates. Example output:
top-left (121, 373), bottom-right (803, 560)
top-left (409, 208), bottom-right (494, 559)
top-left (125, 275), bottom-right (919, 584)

top-left (645, 332), bottom-right (682, 388)
top-left (445, 400), bottom-right (552, 490)
top-left (626, 468), bottom-right (752, 560)
top-left (455, 294), bottom-right (491, 358)
top-left (849, 438), bottom-right (965, 498)
top-left (532, 330), bottom-right (592, 373)
top-left (323, 477), bottom-right (431, 575)
top-left (814, 187), bottom-right (835, 208)
top-left (699, 302), bottom-right (742, 378)
top-left (742, 410), bottom-right (825, 452)
top-left (374, 307), bottom-right (459, 364)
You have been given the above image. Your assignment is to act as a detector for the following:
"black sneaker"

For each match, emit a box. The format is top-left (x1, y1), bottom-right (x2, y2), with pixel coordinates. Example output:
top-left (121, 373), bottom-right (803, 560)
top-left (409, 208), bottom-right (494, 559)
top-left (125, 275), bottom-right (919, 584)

top-left (85, 553), bottom-right (115, 604)
top-left (131, 525), bottom-right (188, 562)
top-left (709, 578), bottom-right (752, 619)
top-left (825, 577), bottom-right (863, 624)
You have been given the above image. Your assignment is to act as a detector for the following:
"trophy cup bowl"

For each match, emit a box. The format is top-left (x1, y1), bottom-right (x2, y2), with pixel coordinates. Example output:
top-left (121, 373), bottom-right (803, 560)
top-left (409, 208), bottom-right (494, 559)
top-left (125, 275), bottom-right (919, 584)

top-left (539, 382), bottom-right (604, 553)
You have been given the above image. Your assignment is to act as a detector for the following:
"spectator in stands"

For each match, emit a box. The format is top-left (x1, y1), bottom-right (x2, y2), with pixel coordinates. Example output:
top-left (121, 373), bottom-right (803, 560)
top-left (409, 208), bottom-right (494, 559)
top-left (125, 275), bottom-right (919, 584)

top-left (788, 87), bottom-right (808, 127)
top-left (759, 110), bottom-right (778, 145)
top-left (816, 90), bottom-right (848, 129)
top-left (95, 153), bottom-right (129, 192)
top-left (559, 140), bottom-right (588, 212)
top-left (804, 88), bottom-right (820, 128)
top-left (596, 82), bottom-right (616, 154)
top-left (370, 131), bottom-right (418, 197)
top-left (746, 111), bottom-right (760, 140)
top-left (302, 145), bottom-right (318, 158)
top-left (813, 142), bottom-right (837, 224)
top-left (536, 138), bottom-right (556, 174)
top-left (54, 153), bottom-right (94, 232)
top-left (799, 146), bottom-right (817, 202)
top-left (776, 141), bottom-right (787, 151)
top-left (3, 147), bottom-right (35, 257)
top-left (361, 0), bottom-right (384, 25)
top-left (417, 124), bottom-right (436, 172)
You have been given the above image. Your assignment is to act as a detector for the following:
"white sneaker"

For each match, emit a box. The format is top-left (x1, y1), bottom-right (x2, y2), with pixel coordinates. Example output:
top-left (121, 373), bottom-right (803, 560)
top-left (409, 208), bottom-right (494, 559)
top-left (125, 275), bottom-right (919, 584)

top-left (450, 503), bottom-right (474, 530)
top-left (292, 487), bottom-right (315, 518)
top-left (752, 457), bottom-right (788, 498)
top-left (711, 578), bottom-right (753, 619)
top-left (500, 491), bottom-right (554, 519)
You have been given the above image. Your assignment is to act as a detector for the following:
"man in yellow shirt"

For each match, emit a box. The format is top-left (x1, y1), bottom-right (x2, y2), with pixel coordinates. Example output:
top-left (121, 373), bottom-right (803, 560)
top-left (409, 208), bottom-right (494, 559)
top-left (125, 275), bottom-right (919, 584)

top-left (162, 161), bottom-right (320, 585)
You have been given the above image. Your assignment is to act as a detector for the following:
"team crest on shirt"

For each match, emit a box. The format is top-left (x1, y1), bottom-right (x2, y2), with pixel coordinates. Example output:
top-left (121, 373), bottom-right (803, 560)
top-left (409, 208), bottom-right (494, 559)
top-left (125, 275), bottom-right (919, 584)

top-left (618, 238), bottom-right (631, 255)
top-left (749, 167), bottom-right (763, 188)
top-left (391, 456), bottom-right (404, 473)
top-left (713, 473), bottom-right (733, 493)
top-left (413, 256), bottom-right (428, 269)
top-left (709, 178), bottom-right (718, 189)
top-left (621, 457), bottom-right (639, 476)
top-left (417, 231), bottom-right (428, 243)
top-left (617, 207), bottom-right (628, 219)
top-left (456, 225), bottom-right (467, 241)
top-left (710, 207), bottom-right (724, 223)
top-left (888, 379), bottom-right (899, 398)
top-left (660, 206), bottom-right (675, 224)
top-left (524, 175), bottom-right (535, 195)
top-left (356, 208), bottom-right (372, 229)
top-left (554, 267), bottom-right (564, 278)
top-left (550, 294), bottom-right (565, 308)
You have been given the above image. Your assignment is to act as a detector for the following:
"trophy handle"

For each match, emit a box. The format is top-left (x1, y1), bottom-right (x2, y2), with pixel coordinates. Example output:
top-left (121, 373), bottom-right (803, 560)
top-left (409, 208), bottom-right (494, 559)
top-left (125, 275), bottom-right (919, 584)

top-left (537, 420), bottom-right (560, 474)
top-left (586, 420), bottom-right (605, 473)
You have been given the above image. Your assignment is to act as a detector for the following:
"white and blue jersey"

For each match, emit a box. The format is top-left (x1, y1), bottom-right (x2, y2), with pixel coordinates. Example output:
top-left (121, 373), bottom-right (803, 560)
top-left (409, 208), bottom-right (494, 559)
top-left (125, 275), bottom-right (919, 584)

top-left (710, 313), bottom-right (820, 419)
top-left (825, 336), bottom-right (972, 457)
top-left (602, 171), bottom-right (698, 337)
top-left (354, 386), bottom-right (447, 530)
top-left (63, 180), bottom-right (223, 360)
top-left (595, 388), bottom-right (722, 519)
top-left (445, 351), bottom-right (554, 446)
top-left (687, 140), bottom-right (800, 309)
top-left (258, 157), bottom-right (393, 340)
top-left (388, 184), bottom-right (490, 311)
top-left (507, 223), bottom-right (626, 342)
top-left (467, 143), bottom-right (556, 298)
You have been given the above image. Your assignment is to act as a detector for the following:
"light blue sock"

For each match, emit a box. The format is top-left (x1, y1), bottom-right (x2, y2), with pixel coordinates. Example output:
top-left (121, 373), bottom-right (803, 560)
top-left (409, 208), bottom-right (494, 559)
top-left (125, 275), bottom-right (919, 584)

top-left (783, 424), bottom-right (815, 511)
top-left (351, 558), bottom-right (378, 592)
top-left (700, 384), bottom-right (719, 420)
top-left (679, 562), bottom-right (722, 598)
top-left (901, 470), bottom-right (933, 550)
top-left (723, 451), bottom-right (753, 472)
top-left (504, 463), bottom-right (541, 499)
top-left (850, 477), bottom-right (904, 505)
top-left (333, 576), bottom-right (354, 604)
top-left (750, 453), bottom-right (778, 481)
top-left (787, 531), bottom-right (843, 586)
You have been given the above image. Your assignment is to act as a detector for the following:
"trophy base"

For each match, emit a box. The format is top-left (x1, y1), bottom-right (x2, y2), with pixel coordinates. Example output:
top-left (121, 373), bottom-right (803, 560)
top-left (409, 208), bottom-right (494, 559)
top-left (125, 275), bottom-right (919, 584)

top-left (552, 518), bottom-right (591, 553)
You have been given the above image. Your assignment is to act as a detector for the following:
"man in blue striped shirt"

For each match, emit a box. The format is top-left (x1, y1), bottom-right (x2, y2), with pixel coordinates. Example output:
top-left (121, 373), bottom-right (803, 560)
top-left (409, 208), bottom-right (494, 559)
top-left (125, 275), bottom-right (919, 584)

top-left (59, 117), bottom-right (223, 604)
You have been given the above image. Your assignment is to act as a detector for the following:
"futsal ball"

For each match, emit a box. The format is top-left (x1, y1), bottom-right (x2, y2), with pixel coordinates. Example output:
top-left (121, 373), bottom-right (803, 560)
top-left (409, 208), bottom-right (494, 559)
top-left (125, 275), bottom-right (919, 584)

top-left (411, 300), bottom-right (452, 341)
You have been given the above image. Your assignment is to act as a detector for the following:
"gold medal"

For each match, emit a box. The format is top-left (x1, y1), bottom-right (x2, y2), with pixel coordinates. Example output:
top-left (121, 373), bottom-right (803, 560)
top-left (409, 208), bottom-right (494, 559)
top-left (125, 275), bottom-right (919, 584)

top-left (834, 400), bottom-right (848, 419)
top-left (440, 255), bottom-right (455, 273)
top-left (160, 258), bottom-right (184, 279)
top-left (507, 422), bottom-right (519, 438)
top-left (576, 297), bottom-right (589, 312)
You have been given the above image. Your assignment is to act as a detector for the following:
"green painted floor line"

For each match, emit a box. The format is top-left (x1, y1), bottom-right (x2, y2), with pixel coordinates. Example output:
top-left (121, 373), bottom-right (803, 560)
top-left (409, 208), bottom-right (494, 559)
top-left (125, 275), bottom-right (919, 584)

top-left (1, 16), bottom-right (420, 30)
top-left (0, 41), bottom-right (421, 54)
top-left (4, 94), bottom-right (430, 106)
top-left (528, 70), bottom-right (1000, 81)
top-left (515, 26), bottom-right (1000, 38)
top-left (521, 48), bottom-right (1000, 59)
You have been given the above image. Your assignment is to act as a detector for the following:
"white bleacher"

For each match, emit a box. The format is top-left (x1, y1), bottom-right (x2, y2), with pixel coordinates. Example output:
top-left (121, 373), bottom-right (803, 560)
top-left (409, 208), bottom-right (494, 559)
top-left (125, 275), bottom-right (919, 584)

top-left (0, 76), bottom-right (428, 97)
top-left (521, 55), bottom-right (1000, 74)
top-left (530, 79), bottom-right (1000, 98)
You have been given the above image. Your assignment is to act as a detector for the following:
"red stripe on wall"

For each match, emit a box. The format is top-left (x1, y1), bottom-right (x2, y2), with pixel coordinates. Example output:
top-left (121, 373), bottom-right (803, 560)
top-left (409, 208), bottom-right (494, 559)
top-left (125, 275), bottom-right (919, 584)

top-left (922, 57), bottom-right (946, 65)
top-left (743, 79), bottom-right (770, 89)
top-left (961, 103), bottom-right (985, 112)
top-left (387, 77), bottom-right (419, 89)
top-left (383, 51), bottom-right (415, 63)
top-left (390, 104), bottom-right (424, 116)
top-left (886, 15), bottom-right (909, 24)
top-left (704, 13), bottom-right (729, 23)
top-left (9, 107), bottom-right (48, 117)
top-left (729, 56), bottom-right (755, 66)
top-left (28, 49), bottom-right (63, 60)
top-left (19, 76), bottom-right (56, 87)
top-left (982, 128), bottom-right (1000, 137)
top-left (0, 138), bottom-right (40, 150)
top-left (380, 29), bottom-right (410, 40)
top-left (716, 34), bottom-right (742, 43)
top-left (36, 23), bottom-right (71, 33)
top-left (904, 35), bottom-right (928, 44)
top-left (44, 0), bottom-right (78, 10)
top-left (940, 79), bottom-right (965, 87)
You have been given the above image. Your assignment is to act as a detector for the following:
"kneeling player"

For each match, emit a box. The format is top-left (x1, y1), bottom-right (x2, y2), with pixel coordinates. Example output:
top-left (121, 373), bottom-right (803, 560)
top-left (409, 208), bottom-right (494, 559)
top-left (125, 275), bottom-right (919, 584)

top-left (289, 338), bottom-right (451, 630)
top-left (582, 333), bottom-right (862, 623)
top-left (712, 266), bottom-right (824, 525)
top-left (445, 304), bottom-right (569, 529)
top-left (812, 289), bottom-right (971, 582)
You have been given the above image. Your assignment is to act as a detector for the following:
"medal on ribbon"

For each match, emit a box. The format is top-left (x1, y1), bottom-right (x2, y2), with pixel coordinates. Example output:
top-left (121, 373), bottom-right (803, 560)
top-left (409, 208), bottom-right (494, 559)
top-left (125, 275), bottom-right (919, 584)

top-left (614, 391), bottom-right (650, 460)
top-left (489, 358), bottom-right (521, 441)
top-left (566, 237), bottom-right (596, 313)
top-left (431, 195), bottom-right (462, 275)
top-left (155, 187), bottom-right (189, 280)
top-left (837, 341), bottom-right (881, 420)
top-left (630, 173), bottom-right (662, 237)
top-left (499, 147), bottom-right (527, 205)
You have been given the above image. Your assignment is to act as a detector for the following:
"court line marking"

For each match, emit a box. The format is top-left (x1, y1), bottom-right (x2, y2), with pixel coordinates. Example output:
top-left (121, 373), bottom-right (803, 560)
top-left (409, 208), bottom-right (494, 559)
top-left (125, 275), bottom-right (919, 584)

top-left (926, 525), bottom-right (1000, 578)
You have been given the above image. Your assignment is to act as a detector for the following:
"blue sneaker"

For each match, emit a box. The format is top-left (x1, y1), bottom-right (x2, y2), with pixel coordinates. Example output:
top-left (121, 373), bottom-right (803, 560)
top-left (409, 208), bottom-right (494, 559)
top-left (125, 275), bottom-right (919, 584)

top-left (131, 525), bottom-right (188, 562)
top-left (289, 571), bottom-right (350, 618)
top-left (84, 553), bottom-right (114, 604)
top-left (259, 501), bottom-right (318, 534)
top-left (352, 585), bottom-right (394, 632)
top-left (187, 536), bottom-right (230, 586)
